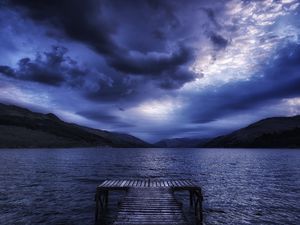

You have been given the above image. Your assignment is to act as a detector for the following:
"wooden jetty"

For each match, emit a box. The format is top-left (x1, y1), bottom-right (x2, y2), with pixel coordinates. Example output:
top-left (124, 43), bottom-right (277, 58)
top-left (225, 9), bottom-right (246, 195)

top-left (95, 179), bottom-right (203, 225)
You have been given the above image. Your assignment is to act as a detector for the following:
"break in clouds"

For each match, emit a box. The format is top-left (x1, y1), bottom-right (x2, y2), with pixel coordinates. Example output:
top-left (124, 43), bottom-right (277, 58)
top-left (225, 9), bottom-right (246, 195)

top-left (0, 0), bottom-right (300, 141)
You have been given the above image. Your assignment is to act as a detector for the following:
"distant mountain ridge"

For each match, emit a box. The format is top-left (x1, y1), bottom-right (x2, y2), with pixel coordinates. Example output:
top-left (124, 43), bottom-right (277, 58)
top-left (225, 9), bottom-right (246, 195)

top-left (154, 138), bottom-right (210, 148)
top-left (204, 115), bottom-right (300, 148)
top-left (1, 103), bottom-right (299, 148)
top-left (0, 103), bottom-right (150, 148)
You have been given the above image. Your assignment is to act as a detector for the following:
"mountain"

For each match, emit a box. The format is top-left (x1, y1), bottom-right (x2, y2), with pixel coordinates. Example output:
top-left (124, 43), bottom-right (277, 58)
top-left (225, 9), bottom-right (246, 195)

top-left (0, 103), bottom-right (150, 148)
top-left (204, 115), bottom-right (300, 148)
top-left (155, 138), bottom-right (211, 148)
top-left (81, 126), bottom-right (151, 148)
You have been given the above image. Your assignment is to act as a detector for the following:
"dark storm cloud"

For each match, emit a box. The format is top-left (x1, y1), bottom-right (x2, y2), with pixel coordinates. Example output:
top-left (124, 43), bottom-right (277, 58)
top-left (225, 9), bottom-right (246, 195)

top-left (8, 0), bottom-right (197, 90)
top-left (0, 46), bottom-right (89, 86)
top-left (0, 66), bottom-right (15, 77)
top-left (9, 0), bottom-right (118, 55)
top-left (108, 45), bottom-right (193, 75)
top-left (0, 44), bottom-right (146, 103)
top-left (209, 32), bottom-right (228, 49)
top-left (201, 8), bottom-right (221, 29)
top-left (84, 64), bottom-right (197, 103)
top-left (188, 43), bottom-right (300, 123)
top-left (84, 75), bottom-right (141, 102)
top-left (158, 67), bottom-right (197, 90)
top-left (108, 45), bottom-right (196, 90)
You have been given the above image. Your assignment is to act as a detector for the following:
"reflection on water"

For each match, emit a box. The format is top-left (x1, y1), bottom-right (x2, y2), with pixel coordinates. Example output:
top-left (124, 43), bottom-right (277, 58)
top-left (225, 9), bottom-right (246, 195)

top-left (0, 148), bottom-right (299, 225)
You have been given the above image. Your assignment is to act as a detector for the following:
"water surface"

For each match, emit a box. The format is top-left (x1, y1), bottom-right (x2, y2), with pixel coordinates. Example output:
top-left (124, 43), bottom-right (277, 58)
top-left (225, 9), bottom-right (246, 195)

top-left (0, 148), bottom-right (299, 225)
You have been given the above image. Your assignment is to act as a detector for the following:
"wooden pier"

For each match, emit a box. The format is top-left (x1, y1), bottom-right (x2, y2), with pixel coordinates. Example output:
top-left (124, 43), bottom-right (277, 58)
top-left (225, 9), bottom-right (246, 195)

top-left (95, 179), bottom-right (203, 225)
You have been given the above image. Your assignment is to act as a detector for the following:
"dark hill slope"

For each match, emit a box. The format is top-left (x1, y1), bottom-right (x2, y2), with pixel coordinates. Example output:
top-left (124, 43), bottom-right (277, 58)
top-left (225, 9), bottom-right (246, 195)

top-left (205, 116), bottom-right (300, 148)
top-left (0, 103), bottom-right (149, 148)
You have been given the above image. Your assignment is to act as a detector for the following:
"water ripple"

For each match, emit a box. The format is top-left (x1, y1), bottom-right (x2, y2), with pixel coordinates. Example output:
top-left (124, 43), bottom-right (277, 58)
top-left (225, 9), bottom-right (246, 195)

top-left (0, 148), bottom-right (299, 225)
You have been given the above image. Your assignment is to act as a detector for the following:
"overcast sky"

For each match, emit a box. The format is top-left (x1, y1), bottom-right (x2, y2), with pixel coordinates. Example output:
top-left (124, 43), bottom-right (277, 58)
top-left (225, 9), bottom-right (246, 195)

top-left (0, 0), bottom-right (300, 142)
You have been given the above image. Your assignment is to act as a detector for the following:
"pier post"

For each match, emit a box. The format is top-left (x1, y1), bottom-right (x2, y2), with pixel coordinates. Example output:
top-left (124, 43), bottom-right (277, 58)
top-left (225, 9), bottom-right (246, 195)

top-left (194, 188), bottom-right (203, 225)
top-left (189, 190), bottom-right (194, 206)
top-left (105, 190), bottom-right (108, 206)
top-left (95, 190), bottom-right (99, 223)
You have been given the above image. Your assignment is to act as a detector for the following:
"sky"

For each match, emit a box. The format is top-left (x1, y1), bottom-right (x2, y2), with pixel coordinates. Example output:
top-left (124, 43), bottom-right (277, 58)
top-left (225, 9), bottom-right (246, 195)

top-left (0, 0), bottom-right (300, 142)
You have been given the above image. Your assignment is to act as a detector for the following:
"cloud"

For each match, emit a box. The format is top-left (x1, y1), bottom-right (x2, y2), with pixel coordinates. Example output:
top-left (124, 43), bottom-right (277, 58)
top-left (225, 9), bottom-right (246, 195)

top-left (0, 45), bottom-right (146, 103)
top-left (108, 45), bottom-right (193, 75)
top-left (84, 75), bottom-right (142, 102)
top-left (202, 8), bottom-right (221, 29)
top-left (0, 46), bottom-right (91, 86)
top-left (0, 66), bottom-right (15, 77)
top-left (10, 0), bottom-right (118, 55)
top-left (186, 42), bottom-right (300, 123)
top-left (76, 109), bottom-right (135, 128)
top-left (8, 0), bottom-right (198, 90)
top-left (209, 32), bottom-right (228, 49)
top-left (0, 45), bottom-right (181, 104)
top-left (190, 0), bottom-right (300, 87)
top-left (1, 0), bottom-right (300, 141)
top-left (158, 67), bottom-right (197, 90)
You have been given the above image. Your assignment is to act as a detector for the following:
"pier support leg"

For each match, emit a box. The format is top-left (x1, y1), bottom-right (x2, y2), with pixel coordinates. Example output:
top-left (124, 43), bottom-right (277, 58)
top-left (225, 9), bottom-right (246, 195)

top-left (189, 190), bottom-right (194, 206)
top-left (95, 190), bottom-right (109, 225)
top-left (95, 191), bottom-right (99, 223)
top-left (105, 191), bottom-right (108, 207)
top-left (194, 189), bottom-right (203, 225)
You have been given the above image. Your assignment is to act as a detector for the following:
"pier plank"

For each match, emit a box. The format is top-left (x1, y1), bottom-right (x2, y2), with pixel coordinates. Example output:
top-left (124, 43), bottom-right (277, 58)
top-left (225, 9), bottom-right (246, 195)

top-left (113, 188), bottom-right (188, 225)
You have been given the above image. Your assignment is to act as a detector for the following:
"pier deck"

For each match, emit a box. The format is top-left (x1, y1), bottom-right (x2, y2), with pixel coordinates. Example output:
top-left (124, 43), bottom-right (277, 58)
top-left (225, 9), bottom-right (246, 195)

top-left (95, 179), bottom-right (203, 225)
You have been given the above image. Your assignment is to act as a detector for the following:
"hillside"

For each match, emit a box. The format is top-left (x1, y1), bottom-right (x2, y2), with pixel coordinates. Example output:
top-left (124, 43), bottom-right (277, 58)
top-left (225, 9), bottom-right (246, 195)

top-left (0, 103), bottom-right (150, 148)
top-left (204, 116), bottom-right (300, 148)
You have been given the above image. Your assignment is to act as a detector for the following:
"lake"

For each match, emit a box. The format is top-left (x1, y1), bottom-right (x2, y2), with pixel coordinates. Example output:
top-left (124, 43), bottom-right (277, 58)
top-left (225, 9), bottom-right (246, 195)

top-left (0, 148), bottom-right (299, 225)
